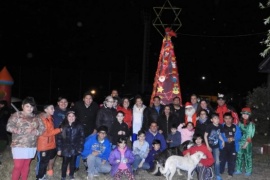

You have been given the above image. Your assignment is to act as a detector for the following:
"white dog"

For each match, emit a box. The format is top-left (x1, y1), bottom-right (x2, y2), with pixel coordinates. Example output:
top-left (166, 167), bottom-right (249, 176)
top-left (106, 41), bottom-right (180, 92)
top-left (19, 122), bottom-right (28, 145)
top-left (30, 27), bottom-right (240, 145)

top-left (159, 151), bottom-right (206, 180)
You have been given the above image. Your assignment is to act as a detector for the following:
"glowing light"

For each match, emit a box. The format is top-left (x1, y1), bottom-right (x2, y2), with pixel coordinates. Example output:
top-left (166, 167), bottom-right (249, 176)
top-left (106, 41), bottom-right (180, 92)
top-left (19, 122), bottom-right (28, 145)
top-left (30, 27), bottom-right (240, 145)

top-left (90, 90), bottom-right (96, 95)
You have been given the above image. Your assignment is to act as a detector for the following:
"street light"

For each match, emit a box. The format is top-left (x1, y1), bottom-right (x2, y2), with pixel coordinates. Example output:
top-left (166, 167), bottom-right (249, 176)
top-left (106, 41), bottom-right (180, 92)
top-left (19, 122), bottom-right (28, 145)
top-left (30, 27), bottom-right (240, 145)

top-left (90, 90), bottom-right (96, 95)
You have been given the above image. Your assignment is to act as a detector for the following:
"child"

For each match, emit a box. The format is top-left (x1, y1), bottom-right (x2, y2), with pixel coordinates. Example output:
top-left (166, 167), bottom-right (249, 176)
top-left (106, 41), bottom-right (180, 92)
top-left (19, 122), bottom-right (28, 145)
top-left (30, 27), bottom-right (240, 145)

top-left (178, 122), bottom-right (195, 144)
top-left (204, 113), bottom-right (225, 180)
top-left (109, 111), bottom-right (129, 149)
top-left (132, 130), bottom-right (150, 173)
top-left (57, 111), bottom-right (85, 180)
top-left (145, 139), bottom-right (162, 170)
top-left (167, 124), bottom-right (181, 147)
top-left (183, 134), bottom-right (214, 180)
top-left (220, 112), bottom-right (241, 179)
top-left (109, 137), bottom-right (135, 180)
top-left (234, 107), bottom-right (255, 176)
top-left (36, 104), bottom-right (62, 180)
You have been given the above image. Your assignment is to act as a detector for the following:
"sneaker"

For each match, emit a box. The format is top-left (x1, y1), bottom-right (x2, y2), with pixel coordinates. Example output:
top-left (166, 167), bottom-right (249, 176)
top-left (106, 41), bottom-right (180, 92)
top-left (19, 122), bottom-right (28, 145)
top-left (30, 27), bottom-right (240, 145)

top-left (87, 174), bottom-right (94, 180)
top-left (245, 172), bottom-right (251, 176)
top-left (47, 170), bottom-right (54, 176)
top-left (69, 175), bottom-right (75, 180)
top-left (74, 167), bottom-right (79, 172)
top-left (234, 171), bottom-right (242, 175)
top-left (93, 173), bottom-right (99, 177)
top-left (216, 175), bottom-right (222, 180)
top-left (61, 177), bottom-right (66, 180)
top-left (226, 175), bottom-right (233, 180)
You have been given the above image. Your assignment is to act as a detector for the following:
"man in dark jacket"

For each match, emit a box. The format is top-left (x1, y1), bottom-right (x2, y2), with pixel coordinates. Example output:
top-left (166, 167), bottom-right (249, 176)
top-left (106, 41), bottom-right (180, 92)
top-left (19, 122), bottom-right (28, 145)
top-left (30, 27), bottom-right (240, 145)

top-left (74, 92), bottom-right (99, 137)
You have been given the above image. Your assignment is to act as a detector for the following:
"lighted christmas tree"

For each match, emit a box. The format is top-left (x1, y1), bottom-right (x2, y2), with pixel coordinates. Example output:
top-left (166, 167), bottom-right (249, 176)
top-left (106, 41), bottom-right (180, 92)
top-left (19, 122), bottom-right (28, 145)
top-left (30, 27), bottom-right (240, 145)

top-left (150, 27), bottom-right (182, 106)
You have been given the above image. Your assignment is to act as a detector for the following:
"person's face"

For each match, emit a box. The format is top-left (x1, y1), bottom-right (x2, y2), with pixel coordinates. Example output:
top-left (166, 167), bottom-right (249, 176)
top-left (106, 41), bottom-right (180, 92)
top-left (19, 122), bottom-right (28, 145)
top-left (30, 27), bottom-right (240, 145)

top-left (113, 100), bottom-right (118, 108)
top-left (106, 98), bottom-right (114, 108)
top-left (195, 137), bottom-right (203, 146)
top-left (118, 141), bottom-right (126, 149)
top-left (22, 103), bottom-right (34, 114)
top-left (138, 133), bottom-right (145, 141)
top-left (242, 113), bottom-right (250, 120)
top-left (153, 144), bottom-right (161, 151)
top-left (83, 95), bottom-right (93, 106)
top-left (98, 131), bottom-right (107, 140)
top-left (164, 106), bottom-right (170, 115)
top-left (200, 101), bottom-right (207, 109)
top-left (111, 90), bottom-right (118, 97)
top-left (123, 99), bottom-right (130, 108)
top-left (211, 116), bottom-right (220, 125)
top-left (58, 99), bottom-right (68, 110)
top-left (67, 113), bottom-right (76, 124)
top-left (153, 97), bottom-right (160, 107)
top-left (173, 98), bottom-right (180, 106)
top-left (135, 98), bottom-right (143, 107)
top-left (224, 116), bottom-right (233, 125)
top-left (217, 99), bottom-right (225, 106)
top-left (150, 123), bottom-right (158, 133)
top-left (171, 128), bottom-right (177, 134)
top-left (45, 105), bottom-right (55, 116)
top-left (116, 113), bottom-right (124, 122)
top-left (199, 111), bottom-right (207, 119)
top-left (186, 123), bottom-right (194, 130)
top-left (191, 96), bottom-right (197, 105)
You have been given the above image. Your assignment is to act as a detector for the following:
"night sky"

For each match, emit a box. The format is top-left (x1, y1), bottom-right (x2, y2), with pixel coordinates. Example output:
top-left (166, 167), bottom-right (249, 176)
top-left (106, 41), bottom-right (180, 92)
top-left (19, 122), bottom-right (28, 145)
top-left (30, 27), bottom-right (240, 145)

top-left (0, 0), bottom-right (269, 104)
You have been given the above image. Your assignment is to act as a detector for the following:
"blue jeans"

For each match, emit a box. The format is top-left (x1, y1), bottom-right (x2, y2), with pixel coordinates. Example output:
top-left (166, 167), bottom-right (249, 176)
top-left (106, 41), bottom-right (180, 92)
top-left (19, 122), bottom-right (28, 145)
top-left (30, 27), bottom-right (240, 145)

top-left (212, 147), bottom-right (221, 177)
top-left (132, 155), bottom-right (150, 171)
top-left (86, 155), bottom-right (111, 175)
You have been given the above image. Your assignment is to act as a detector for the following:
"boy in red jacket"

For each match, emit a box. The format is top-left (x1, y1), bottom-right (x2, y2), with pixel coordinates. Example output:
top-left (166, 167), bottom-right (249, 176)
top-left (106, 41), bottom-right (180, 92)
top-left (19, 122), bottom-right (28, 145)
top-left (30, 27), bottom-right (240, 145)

top-left (183, 134), bottom-right (214, 180)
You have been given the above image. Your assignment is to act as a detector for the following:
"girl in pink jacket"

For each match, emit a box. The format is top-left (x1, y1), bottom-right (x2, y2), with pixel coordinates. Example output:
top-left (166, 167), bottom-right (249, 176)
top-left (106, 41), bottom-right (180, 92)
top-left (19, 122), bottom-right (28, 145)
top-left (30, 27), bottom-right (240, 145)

top-left (177, 122), bottom-right (195, 144)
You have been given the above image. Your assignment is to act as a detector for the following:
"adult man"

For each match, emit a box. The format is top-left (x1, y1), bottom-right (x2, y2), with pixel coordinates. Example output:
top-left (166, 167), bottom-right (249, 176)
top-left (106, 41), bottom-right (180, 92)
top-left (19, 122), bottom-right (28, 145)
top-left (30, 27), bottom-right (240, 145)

top-left (215, 93), bottom-right (239, 124)
top-left (73, 92), bottom-right (99, 171)
top-left (81, 126), bottom-right (111, 180)
top-left (111, 89), bottom-right (119, 98)
top-left (143, 96), bottom-right (164, 131)
top-left (170, 96), bottom-right (185, 126)
top-left (145, 122), bottom-right (167, 151)
top-left (73, 92), bottom-right (99, 137)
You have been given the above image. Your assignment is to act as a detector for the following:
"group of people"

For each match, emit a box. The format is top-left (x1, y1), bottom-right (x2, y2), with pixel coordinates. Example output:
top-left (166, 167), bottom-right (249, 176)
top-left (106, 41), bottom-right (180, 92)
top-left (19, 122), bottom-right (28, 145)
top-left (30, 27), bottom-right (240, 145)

top-left (3, 90), bottom-right (255, 180)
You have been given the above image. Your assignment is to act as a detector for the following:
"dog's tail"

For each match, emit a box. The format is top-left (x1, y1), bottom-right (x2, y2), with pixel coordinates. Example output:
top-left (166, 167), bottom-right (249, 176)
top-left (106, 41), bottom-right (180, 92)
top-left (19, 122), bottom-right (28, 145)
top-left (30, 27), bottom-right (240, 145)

top-left (148, 161), bottom-right (159, 175)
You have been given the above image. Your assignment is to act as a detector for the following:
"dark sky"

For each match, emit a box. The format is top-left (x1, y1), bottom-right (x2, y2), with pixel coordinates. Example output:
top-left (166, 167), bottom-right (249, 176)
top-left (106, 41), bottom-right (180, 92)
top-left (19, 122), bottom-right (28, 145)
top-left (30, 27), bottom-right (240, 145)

top-left (0, 0), bottom-right (269, 103)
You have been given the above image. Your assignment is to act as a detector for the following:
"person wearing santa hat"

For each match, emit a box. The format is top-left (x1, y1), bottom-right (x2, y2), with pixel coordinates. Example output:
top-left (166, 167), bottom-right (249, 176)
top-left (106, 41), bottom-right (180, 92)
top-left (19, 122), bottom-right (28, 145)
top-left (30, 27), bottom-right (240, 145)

top-left (234, 107), bottom-right (255, 177)
top-left (184, 102), bottom-right (197, 127)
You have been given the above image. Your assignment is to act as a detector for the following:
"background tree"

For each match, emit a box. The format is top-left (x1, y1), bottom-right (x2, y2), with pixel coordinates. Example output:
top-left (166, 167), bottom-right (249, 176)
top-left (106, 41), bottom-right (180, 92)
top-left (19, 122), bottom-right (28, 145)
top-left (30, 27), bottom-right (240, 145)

top-left (246, 85), bottom-right (270, 136)
top-left (259, 1), bottom-right (270, 57)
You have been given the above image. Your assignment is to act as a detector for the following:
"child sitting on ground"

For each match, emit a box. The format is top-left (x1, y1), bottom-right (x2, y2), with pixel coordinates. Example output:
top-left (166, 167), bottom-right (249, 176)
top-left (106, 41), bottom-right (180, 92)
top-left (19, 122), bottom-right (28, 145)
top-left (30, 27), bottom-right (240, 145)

top-left (145, 139), bottom-right (162, 170)
top-left (109, 137), bottom-right (135, 180)
top-left (167, 124), bottom-right (181, 147)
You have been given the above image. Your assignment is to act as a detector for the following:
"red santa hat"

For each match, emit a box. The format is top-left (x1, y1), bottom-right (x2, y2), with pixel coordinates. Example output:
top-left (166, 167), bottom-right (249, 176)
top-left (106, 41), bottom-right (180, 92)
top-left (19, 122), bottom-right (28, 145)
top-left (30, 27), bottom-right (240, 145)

top-left (185, 102), bottom-right (193, 108)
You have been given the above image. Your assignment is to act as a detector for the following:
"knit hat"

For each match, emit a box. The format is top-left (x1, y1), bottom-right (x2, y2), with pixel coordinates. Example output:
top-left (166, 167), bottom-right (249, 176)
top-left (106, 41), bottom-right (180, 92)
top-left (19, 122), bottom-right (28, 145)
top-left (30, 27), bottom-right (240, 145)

top-left (217, 93), bottom-right (226, 100)
top-left (241, 107), bottom-right (251, 115)
top-left (185, 102), bottom-right (193, 108)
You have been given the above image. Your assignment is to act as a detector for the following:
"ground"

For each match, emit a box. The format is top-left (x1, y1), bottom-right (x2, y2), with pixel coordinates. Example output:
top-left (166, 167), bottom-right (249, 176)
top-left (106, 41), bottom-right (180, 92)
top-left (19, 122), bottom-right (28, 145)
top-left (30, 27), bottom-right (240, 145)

top-left (0, 133), bottom-right (270, 180)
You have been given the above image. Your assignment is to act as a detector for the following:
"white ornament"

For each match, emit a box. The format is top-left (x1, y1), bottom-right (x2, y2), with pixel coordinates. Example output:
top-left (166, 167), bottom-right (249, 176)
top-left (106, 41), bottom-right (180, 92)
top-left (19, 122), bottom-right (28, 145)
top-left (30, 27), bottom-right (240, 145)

top-left (264, 133), bottom-right (267, 136)
top-left (267, 117), bottom-right (269, 120)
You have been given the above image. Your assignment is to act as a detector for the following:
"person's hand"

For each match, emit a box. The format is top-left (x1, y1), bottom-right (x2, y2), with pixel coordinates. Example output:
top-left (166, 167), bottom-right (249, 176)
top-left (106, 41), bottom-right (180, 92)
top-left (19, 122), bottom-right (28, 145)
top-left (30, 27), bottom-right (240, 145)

top-left (138, 161), bottom-right (144, 168)
top-left (207, 146), bottom-right (212, 152)
top-left (184, 152), bottom-right (190, 157)
top-left (101, 160), bottom-right (106, 165)
top-left (221, 141), bottom-right (225, 148)
top-left (122, 158), bottom-right (128, 163)
top-left (122, 131), bottom-right (126, 135)
top-left (116, 159), bottom-right (120, 163)
top-left (92, 151), bottom-right (99, 156)
top-left (198, 163), bottom-right (203, 166)
top-left (242, 142), bottom-right (249, 149)
top-left (118, 131), bottom-right (122, 135)
top-left (158, 130), bottom-right (163, 134)
top-left (57, 151), bottom-right (61, 156)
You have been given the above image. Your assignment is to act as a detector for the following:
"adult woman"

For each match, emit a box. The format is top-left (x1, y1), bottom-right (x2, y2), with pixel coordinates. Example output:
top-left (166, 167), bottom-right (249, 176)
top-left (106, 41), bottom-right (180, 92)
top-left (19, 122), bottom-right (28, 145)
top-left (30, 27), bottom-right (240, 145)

top-left (6, 97), bottom-right (45, 180)
top-left (196, 99), bottom-right (215, 118)
top-left (117, 97), bottom-right (132, 134)
top-left (157, 105), bottom-right (177, 140)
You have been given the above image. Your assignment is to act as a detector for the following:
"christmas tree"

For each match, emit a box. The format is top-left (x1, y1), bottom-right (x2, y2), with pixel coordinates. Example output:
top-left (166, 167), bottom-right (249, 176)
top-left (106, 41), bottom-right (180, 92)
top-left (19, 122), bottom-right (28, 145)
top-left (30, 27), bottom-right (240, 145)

top-left (150, 27), bottom-right (182, 106)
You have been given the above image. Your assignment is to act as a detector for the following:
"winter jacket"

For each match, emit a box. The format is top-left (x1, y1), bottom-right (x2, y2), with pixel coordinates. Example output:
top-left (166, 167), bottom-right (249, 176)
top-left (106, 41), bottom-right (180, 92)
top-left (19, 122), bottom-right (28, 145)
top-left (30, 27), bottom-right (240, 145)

top-left (6, 111), bottom-right (45, 148)
top-left (215, 104), bottom-right (239, 124)
top-left (142, 105), bottom-right (164, 131)
top-left (117, 106), bottom-right (132, 129)
top-left (195, 118), bottom-right (212, 137)
top-left (37, 112), bottom-right (61, 151)
top-left (145, 130), bottom-right (167, 151)
top-left (57, 120), bottom-right (84, 157)
top-left (96, 106), bottom-right (117, 132)
top-left (53, 106), bottom-right (69, 128)
top-left (219, 123), bottom-right (242, 152)
top-left (109, 121), bottom-right (129, 145)
top-left (81, 134), bottom-right (111, 161)
top-left (109, 147), bottom-right (135, 176)
top-left (157, 114), bottom-right (177, 140)
top-left (73, 100), bottom-right (99, 137)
